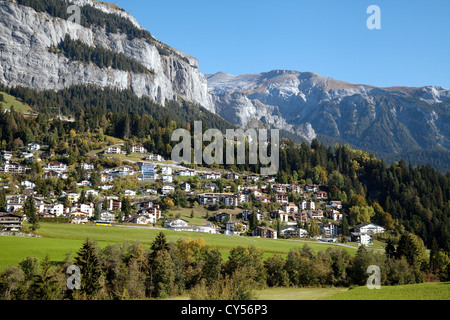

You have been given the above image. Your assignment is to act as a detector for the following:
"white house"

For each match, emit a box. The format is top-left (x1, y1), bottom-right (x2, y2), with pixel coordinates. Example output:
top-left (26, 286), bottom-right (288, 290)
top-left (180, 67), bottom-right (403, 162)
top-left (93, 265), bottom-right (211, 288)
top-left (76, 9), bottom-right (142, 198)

top-left (202, 172), bottom-right (221, 180)
top-left (161, 185), bottom-right (175, 195)
top-left (350, 232), bottom-right (373, 245)
top-left (354, 223), bottom-right (385, 234)
top-left (21, 181), bottom-right (36, 189)
top-left (131, 145), bottom-right (148, 154)
top-left (300, 200), bottom-right (315, 210)
top-left (165, 218), bottom-right (189, 228)
top-left (85, 190), bottom-right (99, 197)
top-left (177, 169), bottom-right (196, 177)
top-left (124, 190), bottom-right (137, 197)
top-left (161, 167), bottom-right (173, 175)
top-left (27, 142), bottom-right (40, 151)
top-left (81, 163), bottom-right (95, 171)
top-left (162, 175), bottom-right (173, 183)
top-left (105, 146), bottom-right (123, 154)
top-left (44, 161), bottom-right (68, 173)
top-left (147, 154), bottom-right (164, 161)
top-left (282, 203), bottom-right (299, 214)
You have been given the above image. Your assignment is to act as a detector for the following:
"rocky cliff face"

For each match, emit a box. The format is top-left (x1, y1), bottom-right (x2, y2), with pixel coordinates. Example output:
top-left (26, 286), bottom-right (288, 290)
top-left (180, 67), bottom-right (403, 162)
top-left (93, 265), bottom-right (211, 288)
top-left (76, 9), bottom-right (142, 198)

top-left (0, 0), bottom-right (212, 108)
top-left (207, 70), bottom-right (450, 158)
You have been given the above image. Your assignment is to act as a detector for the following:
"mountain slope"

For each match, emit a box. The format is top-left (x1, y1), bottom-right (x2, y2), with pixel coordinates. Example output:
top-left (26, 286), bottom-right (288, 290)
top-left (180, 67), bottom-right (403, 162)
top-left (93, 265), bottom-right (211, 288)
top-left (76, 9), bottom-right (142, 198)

top-left (0, 0), bottom-right (212, 108)
top-left (207, 70), bottom-right (450, 171)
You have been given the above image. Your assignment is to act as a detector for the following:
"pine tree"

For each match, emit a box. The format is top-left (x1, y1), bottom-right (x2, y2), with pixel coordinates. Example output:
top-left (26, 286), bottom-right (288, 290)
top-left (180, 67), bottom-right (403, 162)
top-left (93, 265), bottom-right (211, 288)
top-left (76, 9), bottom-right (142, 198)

top-left (0, 188), bottom-right (6, 212)
top-left (75, 239), bottom-right (102, 298)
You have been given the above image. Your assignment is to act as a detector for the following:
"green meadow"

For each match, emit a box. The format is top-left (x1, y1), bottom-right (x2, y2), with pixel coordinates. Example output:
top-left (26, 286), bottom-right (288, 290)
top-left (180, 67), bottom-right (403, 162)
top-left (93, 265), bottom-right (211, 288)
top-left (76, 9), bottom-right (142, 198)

top-left (0, 91), bottom-right (33, 113)
top-left (326, 282), bottom-right (450, 300)
top-left (0, 222), bottom-right (358, 270)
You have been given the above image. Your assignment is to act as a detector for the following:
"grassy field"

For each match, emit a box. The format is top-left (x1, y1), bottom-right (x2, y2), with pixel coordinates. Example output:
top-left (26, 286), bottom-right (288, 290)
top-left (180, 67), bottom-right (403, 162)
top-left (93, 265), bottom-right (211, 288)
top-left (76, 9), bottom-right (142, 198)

top-left (326, 282), bottom-right (450, 300)
top-left (254, 287), bottom-right (349, 300)
top-left (0, 91), bottom-right (33, 113)
top-left (0, 222), bottom-right (358, 270)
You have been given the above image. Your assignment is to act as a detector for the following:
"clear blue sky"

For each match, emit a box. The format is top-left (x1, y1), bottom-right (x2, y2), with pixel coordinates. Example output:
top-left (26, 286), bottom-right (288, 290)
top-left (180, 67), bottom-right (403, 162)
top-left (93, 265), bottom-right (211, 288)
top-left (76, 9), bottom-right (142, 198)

top-left (114, 0), bottom-right (450, 89)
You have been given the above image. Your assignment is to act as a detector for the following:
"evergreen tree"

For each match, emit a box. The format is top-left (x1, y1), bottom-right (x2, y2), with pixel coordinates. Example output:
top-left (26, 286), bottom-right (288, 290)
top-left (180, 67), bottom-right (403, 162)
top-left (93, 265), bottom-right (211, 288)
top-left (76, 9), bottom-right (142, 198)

top-left (75, 238), bottom-right (102, 298)
top-left (0, 188), bottom-right (6, 212)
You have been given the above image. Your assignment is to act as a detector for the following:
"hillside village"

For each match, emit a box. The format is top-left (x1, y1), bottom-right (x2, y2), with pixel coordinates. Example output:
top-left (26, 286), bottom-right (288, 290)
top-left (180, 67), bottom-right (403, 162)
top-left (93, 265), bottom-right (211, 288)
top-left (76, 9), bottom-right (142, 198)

top-left (0, 141), bottom-right (385, 246)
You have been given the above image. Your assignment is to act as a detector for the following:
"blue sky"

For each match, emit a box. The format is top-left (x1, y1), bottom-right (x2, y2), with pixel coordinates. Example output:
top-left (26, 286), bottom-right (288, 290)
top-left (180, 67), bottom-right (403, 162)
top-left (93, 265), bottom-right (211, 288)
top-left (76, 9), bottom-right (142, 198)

top-left (114, 0), bottom-right (450, 89)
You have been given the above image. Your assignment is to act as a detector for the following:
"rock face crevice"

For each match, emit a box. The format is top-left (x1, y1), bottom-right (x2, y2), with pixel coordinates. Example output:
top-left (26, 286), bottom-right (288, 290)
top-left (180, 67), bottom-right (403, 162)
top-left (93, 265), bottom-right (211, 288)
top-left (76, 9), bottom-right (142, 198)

top-left (0, 0), bottom-right (212, 109)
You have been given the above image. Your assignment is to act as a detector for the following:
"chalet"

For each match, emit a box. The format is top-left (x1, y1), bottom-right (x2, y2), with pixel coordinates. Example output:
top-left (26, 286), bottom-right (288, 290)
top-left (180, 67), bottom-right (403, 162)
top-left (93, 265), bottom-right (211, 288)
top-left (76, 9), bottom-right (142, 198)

top-left (253, 226), bottom-right (277, 239)
top-left (313, 191), bottom-right (328, 199)
top-left (308, 210), bottom-right (324, 220)
top-left (124, 190), bottom-right (136, 197)
top-left (21, 181), bottom-right (36, 189)
top-left (202, 172), bottom-right (221, 180)
top-left (247, 188), bottom-right (263, 198)
top-left (85, 190), bottom-right (99, 197)
top-left (292, 211), bottom-right (308, 222)
top-left (100, 211), bottom-right (116, 222)
top-left (270, 210), bottom-right (289, 223)
top-left (70, 204), bottom-right (94, 218)
top-left (81, 163), bottom-right (94, 171)
top-left (226, 173), bottom-right (240, 180)
top-left (161, 167), bottom-right (173, 175)
top-left (138, 208), bottom-right (161, 220)
top-left (0, 161), bottom-right (27, 174)
top-left (67, 193), bottom-right (81, 203)
top-left (164, 218), bottom-right (189, 228)
top-left (273, 184), bottom-right (287, 194)
top-left (131, 145), bottom-right (148, 154)
top-left (225, 221), bottom-right (246, 235)
top-left (106, 198), bottom-right (122, 211)
top-left (124, 215), bottom-right (154, 225)
top-left (161, 185), bottom-right (175, 195)
top-left (27, 142), bottom-right (41, 151)
top-left (177, 169), bottom-right (196, 177)
top-left (44, 204), bottom-right (65, 217)
top-left (350, 232), bottom-right (373, 245)
top-left (354, 223), bottom-right (385, 234)
top-left (0, 213), bottom-right (23, 231)
top-left (328, 201), bottom-right (343, 210)
top-left (77, 180), bottom-right (92, 187)
top-left (180, 182), bottom-right (191, 191)
top-left (305, 184), bottom-right (320, 192)
top-left (264, 176), bottom-right (276, 183)
top-left (258, 195), bottom-right (272, 204)
top-left (246, 174), bottom-right (260, 182)
top-left (280, 226), bottom-right (308, 238)
top-left (197, 193), bottom-right (220, 205)
top-left (299, 200), bottom-right (315, 210)
top-left (289, 184), bottom-right (303, 194)
top-left (169, 225), bottom-right (219, 234)
top-left (242, 210), bottom-right (264, 222)
top-left (275, 194), bottom-right (289, 204)
top-left (282, 203), bottom-right (298, 214)
top-left (42, 171), bottom-right (68, 180)
top-left (147, 154), bottom-right (164, 161)
top-left (44, 161), bottom-right (68, 173)
top-left (215, 212), bottom-right (232, 223)
top-left (221, 194), bottom-right (239, 207)
top-left (1, 151), bottom-right (12, 160)
top-left (136, 201), bottom-right (158, 211)
top-left (105, 146), bottom-right (124, 154)
top-left (320, 222), bottom-right (340, 238)
top-left (326, 209), bottom-right (342, 221)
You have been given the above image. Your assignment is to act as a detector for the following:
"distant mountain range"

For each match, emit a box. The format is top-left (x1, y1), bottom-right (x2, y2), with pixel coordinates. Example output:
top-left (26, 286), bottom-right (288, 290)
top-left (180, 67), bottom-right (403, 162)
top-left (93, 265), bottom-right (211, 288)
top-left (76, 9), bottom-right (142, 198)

top-left (0, 0), bottom-right (449, 171)
top-left (207, 71), bottom-right (450, 172)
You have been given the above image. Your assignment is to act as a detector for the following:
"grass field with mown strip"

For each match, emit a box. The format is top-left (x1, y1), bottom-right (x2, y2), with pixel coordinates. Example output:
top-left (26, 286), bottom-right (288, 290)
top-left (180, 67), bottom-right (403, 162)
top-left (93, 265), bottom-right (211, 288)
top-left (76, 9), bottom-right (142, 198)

top-left (0, 91), bottom-right (33, 113)
top-left (0, 222), bottom-right (358, 270)
top-left (326, 282), bottom-right (450, 300)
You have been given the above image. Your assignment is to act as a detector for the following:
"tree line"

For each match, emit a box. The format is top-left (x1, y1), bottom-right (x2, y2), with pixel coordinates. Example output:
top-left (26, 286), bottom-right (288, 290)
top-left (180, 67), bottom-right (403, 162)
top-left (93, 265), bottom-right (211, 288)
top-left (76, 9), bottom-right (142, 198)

top-left (0, 232), bottom-right (448, 300)
top-left (49, 35), bottom-right (154, 75)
